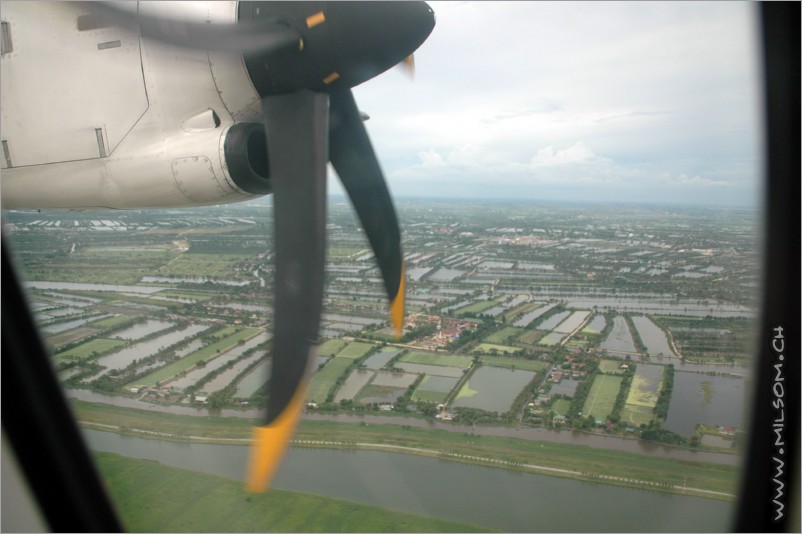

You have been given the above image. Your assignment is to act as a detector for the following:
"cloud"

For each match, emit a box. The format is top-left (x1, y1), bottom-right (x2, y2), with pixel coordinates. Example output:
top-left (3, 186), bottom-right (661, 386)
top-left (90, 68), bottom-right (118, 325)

top-left (529, 142), bottom-right (598, 168)
top-left (661, 173), bottom-right (730, 187)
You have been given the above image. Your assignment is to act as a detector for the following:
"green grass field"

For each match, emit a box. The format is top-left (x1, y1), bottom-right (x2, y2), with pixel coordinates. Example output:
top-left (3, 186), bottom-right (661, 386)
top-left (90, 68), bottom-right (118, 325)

top-left (550, 398), bottom-right (572, 416)
top-left (411, 389), bottom-right (449, 403)
top-left (471, 343), bottom-right (520, 355)
top-left (400, 352), bottom-right (473, 368)
top-left (95, 452), bottom-right (486, 532)
top-left (91, 315), bottom-right (136, 330)
top-left (516, 330), bottom-right (544, 345)
top-left (483, 327), bottom-right (524, 345)
top-left (159, 253), bottom-right (252, 278)
top-left (319, 339), bottom-right (348, 357)
top-left (54, 338), bottom-right (126, 364)
top-left (480, 356), bottom-right (547, 372)
top-left (129, 327), bottom-right (260, 388)
top-left (455, 299), bottom-right (500, 316)
top-left (336, 341), bottom-right (375, 359)
top-left (155, 290), bottom-right (215, 302)
top-left (582, 374), bottom-right (623, 419)
top-left (308, 357), bottom-right (355, 402)
top-left (620, 404), bottom-right (655, 426)
top-left (598, 359), bottom-right (629, 375)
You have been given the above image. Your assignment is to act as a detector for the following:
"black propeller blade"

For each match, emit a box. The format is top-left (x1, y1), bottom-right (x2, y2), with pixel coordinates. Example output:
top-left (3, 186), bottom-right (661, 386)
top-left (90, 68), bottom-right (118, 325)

top-left (242, 2), bottom-right (434, 492)
top-left (329, 89), bottom-right (406, 335)
top-left (247, 91), bottom-right (330, 491)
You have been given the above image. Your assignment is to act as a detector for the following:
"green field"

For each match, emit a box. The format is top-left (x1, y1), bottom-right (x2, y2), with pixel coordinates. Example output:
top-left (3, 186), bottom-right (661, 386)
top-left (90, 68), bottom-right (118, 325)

top-left (155, 290), bottom-right (215, 302)
top-left (455, 299), bottom-right (500, 316)
top-left (400, 352), bottom-right (473, 368)
top-left (516, 330), bottom-right (544, 345)
top-left (620, 404), bottom-right (654, 426)
top-left (551, 398), bottom-right (572, 416)
top-left (318, 339), bottom-right (348, 357)
top-left (483, 327), bottom-right (524, 344)
top-left (411, 389), bottom-right (449, 403)
top-left (159, 253), bottom-right (252, 278)
top-left (471, 343), bottom-right (519, 355)
top-left (129, 327), bottom-right (261, 388)
top-left (91, 315), bottom-right (136, 330)
top-left (307, 357), bottom-right (354, 402)
top-left (96, 452), bottom-right (486, 532)
top-left (599, 359), bottom-right (629, 375)
top-left (54, 338), bottom-right (126, 364)
top-left (336, 341), bottom-right (376, 359)
top-left (582, 374), bottom-right (623, 419)
top-left (480, 356), bottom-right (547, 372)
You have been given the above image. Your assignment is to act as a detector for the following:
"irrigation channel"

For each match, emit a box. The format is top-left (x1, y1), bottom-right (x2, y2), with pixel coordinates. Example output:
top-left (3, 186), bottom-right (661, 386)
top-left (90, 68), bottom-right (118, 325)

top-left (84, 429), bottom-right (734, 532)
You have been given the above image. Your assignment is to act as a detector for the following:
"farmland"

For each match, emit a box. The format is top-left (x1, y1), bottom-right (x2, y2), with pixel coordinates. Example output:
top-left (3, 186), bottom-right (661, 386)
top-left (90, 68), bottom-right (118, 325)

top-left (582, 374), bottom-right (624, 420)
top-left (5, 198), bottom-right (759, 522)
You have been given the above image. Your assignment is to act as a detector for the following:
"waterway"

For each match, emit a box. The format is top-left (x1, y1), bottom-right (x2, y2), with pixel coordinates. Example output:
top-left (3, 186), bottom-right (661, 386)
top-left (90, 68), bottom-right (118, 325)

top-left (83, 429), bottom-right (734, 532)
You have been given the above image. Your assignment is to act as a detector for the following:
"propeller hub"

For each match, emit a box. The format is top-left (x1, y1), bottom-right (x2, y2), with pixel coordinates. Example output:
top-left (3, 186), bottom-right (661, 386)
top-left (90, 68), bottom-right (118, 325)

top-left (239, 1), bottom-right (435, 95)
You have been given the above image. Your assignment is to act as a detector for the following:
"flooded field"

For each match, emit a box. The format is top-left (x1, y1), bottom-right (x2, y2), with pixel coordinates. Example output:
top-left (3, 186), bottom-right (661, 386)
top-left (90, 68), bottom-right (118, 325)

top-left (601, 316), bottom-right (639, 354)
top-left (626, 364), bottom-right (664, 407)
top-left (553, 311), bottom-right (590, 333)
top-left (395, 362), bottom-right (465, 378)
top-left (562, 297), bottom-right (754, 318)
top-left (41, 314), bottom-right (113, 334)
top-left (513, 303), bottom-right (558, 327)
top-left (582, 314), bottom-right (607, 333)
top-left (535, 311), bottom-right (571, 331)
top-left (631, 316), bottom-right (675, 357)
top-left (549, 379), bottom-right (579, 397)
top-left (372, 370), bottom-right (419, 388)
top-left (25, 281), bottom-right (165, 294)
top-left (451, 366), bottom-right (537, 413)
top-left (234, 360), bottom-right (271, 398)
top-left (111, 319), bottom-right (174, 340)
top-left (665, 372), bottom-right (747, 436)
top-left (334, 369), bottom-right (376, 402)
top-left (412, 375), bottom-right (460, 403)
top-left (363, 349), bottom-right (402, 370)
top-left (428, 268), bottom-right (465, 282)
top-left (95, 324), bottom-right (210, 374)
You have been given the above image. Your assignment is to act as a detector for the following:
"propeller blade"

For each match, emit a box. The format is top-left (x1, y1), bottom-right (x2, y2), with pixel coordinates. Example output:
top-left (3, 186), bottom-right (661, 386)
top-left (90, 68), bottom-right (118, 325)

top-left (246, 90), bottom-right (329, 493)
top-left (398, 55), bottom-right (416, 79)
top-left (82, 1), bottom-right (303, 53)
top-left (329, 89), bottom-right (406, 337)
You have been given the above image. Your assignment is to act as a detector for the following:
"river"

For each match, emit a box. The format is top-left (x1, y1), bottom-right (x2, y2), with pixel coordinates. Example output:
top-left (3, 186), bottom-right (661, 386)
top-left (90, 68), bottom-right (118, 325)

top-left (84, 429), bottom-right (734, 532)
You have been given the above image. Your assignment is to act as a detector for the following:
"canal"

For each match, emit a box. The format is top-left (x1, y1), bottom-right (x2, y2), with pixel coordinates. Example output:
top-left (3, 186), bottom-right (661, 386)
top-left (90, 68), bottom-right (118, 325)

top-left (84, 429), bottom-right (734, 532)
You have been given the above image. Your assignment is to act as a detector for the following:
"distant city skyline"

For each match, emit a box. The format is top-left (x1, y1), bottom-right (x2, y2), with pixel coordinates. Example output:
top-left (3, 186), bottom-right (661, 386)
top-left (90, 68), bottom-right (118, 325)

top-left (327, 2), bottom-right (763, 208)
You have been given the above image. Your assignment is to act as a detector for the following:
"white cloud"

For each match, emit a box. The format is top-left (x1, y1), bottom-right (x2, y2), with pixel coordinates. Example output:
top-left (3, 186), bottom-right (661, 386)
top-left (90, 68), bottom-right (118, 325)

top-left (529, 142), bottom-right (598, 168)
top-left (661, 173), bottom-right (730, 187)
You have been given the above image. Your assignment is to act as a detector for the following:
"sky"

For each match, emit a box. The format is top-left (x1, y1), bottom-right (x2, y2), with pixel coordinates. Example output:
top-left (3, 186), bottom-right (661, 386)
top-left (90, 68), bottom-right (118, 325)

top-left (334, 1), bottom-right (764, 207)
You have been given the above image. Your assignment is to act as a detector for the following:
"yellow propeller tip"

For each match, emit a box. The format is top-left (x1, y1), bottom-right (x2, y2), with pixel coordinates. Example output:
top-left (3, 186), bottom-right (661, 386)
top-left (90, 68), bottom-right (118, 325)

top-left (245, 383), bottom-right (308, 493)
top-left (390, 264), bottom-right (406, 340)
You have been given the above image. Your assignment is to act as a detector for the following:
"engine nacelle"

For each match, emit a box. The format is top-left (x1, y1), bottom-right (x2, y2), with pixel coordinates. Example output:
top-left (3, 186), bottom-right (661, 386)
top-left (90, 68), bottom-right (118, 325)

top-left (222, 123), bottom-right (271, 195)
